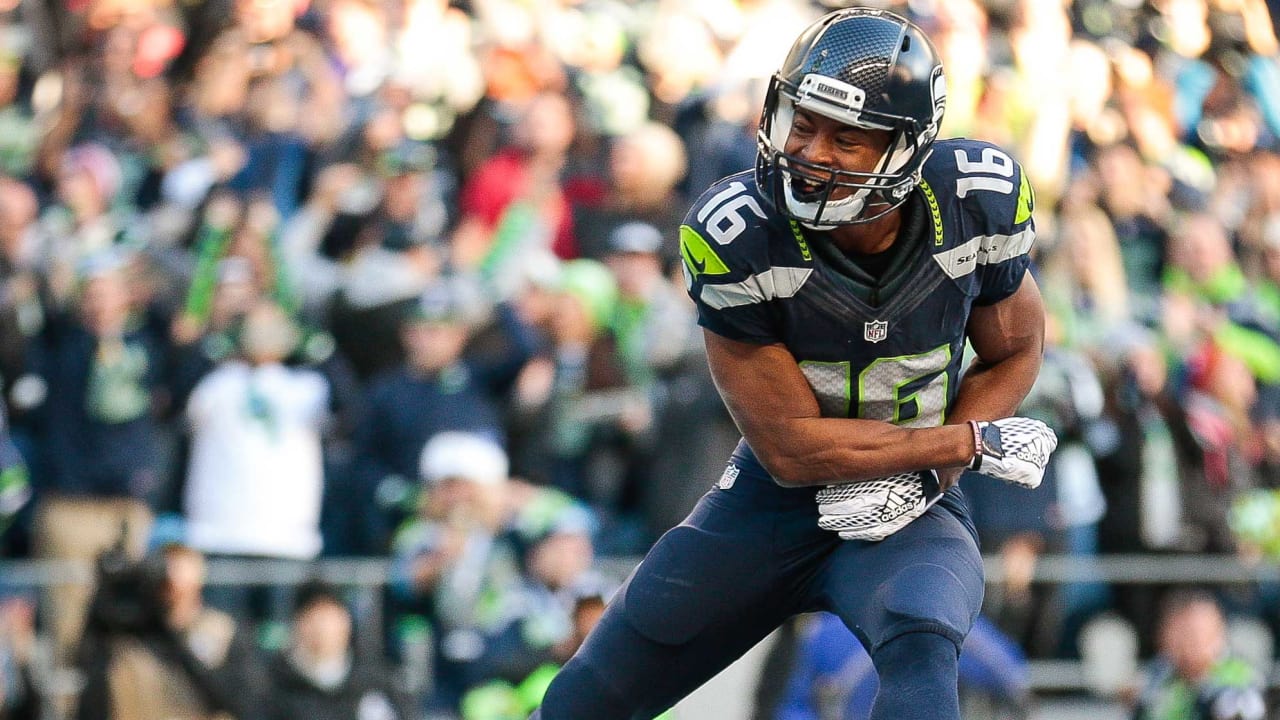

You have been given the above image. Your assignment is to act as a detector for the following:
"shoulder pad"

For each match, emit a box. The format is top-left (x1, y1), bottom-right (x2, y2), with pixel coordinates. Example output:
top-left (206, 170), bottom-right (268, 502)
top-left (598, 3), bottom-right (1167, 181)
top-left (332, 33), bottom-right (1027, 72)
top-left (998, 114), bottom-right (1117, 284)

top-left (679, 171), bottom-right (783, 285)
top-left (923, 138), bottom-right (1034, 240)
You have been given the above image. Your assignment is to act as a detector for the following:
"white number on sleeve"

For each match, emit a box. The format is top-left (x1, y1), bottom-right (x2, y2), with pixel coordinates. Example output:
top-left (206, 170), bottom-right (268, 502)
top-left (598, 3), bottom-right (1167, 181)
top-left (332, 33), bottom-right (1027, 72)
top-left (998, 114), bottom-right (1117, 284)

top-left (696, 181), bottom-right (767, 245)
top-left (954, 148), bottom-right (1014, 199)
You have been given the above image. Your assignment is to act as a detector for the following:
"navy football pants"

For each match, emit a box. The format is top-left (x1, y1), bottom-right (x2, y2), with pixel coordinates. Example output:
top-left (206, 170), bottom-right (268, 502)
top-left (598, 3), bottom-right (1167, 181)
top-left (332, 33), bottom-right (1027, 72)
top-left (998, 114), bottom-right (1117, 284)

top-left (533, 453), bottom-right (985, 719)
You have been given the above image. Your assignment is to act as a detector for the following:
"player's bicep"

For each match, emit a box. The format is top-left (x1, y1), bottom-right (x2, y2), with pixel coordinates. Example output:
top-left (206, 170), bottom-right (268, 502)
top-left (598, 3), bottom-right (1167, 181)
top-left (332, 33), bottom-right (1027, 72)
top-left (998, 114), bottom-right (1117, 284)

top-left (703, 328), bottom-right (821, 447)
top-left (967, 271), bottom-right (1045, 366)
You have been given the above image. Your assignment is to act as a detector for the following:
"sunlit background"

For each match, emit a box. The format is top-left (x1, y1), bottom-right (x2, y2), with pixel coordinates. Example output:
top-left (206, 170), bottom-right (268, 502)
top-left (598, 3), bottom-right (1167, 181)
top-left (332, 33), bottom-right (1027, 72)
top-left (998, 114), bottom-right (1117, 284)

top-left (1, 0), bottom-right (1280, 718)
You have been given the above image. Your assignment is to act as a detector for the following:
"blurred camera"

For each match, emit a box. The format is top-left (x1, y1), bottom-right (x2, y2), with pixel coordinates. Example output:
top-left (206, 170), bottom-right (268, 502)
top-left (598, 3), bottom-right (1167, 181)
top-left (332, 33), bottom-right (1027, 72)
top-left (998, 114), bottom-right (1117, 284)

top-left (84, 530), bottom-right (168, 636)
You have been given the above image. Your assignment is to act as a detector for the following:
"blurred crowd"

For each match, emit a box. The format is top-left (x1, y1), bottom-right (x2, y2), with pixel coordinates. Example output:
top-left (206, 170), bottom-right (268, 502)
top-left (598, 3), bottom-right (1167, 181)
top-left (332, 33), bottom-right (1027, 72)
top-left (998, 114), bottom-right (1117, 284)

top-left (0, 0), bottom-right (1277, 717)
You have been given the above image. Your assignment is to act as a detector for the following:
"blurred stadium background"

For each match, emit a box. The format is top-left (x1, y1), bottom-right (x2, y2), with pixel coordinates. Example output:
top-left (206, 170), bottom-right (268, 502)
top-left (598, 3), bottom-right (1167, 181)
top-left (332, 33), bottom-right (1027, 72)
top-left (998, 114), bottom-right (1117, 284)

top-left (2, 0), bottom-right (1280, 718)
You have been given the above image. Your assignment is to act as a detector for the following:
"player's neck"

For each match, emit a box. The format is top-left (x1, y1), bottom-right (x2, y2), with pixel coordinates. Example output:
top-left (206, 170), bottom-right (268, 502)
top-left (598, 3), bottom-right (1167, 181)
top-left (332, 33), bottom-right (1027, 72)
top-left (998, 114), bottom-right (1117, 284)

top-left (826, 210), bottom-right (902, 256)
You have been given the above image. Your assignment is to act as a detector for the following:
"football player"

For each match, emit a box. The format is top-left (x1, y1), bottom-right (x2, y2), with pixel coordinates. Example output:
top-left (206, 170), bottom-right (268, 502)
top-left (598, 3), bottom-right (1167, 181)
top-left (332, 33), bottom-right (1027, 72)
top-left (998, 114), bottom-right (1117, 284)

top-left (532, 8), bottom-right (1057, 720)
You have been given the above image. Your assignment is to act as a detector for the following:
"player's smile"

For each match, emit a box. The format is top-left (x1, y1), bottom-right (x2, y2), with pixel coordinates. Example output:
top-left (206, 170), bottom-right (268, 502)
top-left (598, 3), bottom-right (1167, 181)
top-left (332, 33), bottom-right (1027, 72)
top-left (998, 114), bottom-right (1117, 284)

top-left (794, 176), bottom-right (826, 198)
top-left (783, 108), bottom-right (893, 203)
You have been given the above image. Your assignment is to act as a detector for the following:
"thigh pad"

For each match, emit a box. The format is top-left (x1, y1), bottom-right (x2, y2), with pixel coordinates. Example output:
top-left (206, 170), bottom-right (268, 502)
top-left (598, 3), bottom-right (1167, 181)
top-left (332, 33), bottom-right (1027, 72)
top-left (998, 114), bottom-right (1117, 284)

top-left (622, 525), bottom-right (774, 645)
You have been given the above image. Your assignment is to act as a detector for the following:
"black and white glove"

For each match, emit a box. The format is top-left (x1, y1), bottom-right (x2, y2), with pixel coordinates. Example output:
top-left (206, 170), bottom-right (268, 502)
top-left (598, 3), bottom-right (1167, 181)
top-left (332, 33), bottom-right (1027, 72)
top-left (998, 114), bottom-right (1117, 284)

top-left (817, 470), bottom-right (943, 542)
top-left (968, 418), bottom-right (1058, 489)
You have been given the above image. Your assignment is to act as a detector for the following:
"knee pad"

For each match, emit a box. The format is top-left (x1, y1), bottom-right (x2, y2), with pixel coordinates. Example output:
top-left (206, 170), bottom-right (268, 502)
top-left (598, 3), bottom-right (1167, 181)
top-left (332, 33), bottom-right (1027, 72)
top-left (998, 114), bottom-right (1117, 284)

top-left (872, 630), bottom-right (960, 671)
top-left (874, 561), bottom-right (979, 651)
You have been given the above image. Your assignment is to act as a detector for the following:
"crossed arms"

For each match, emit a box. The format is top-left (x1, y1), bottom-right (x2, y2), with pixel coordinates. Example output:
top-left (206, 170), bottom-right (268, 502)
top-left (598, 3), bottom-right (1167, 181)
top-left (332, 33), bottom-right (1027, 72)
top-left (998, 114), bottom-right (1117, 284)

top-left (703, 272), bottom-right (1046, 488)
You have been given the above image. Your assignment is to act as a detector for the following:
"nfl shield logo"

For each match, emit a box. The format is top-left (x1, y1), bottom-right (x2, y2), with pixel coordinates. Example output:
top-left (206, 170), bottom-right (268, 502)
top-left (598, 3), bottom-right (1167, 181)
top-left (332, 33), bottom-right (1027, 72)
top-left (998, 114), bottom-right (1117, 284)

top-left (864, 320), bottom-right (888, 343)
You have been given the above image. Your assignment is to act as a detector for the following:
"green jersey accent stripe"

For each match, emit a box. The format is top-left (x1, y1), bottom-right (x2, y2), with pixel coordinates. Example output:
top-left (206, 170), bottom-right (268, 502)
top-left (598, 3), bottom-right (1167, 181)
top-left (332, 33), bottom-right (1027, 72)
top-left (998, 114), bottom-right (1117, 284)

top-left (1015, 171), bottom-right (1035, 225)
top-left (699, 267), bottom-right (813, 309)
top-left (788, 220), bottom-right (813, 261)
top-left (680, 225), bottom-right (731, 280)
top-left (920, 180), bottom-right (945, 246)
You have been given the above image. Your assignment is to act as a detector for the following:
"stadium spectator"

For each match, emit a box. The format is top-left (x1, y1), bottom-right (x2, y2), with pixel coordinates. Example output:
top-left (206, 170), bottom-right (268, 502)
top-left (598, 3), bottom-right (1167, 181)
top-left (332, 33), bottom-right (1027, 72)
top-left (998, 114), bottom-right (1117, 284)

top-left (38, 144), bottom-right (128, 308)
top-left (347, 279), bottom-right (534, 553)
top-left (76, 544), bottom-right (265, 720)
top-left (0, 402), bottom-right (30, 560)
top-left (601, 220), bottom-right (695, 396)
top-left (266, 578), bottom-right (414, 720)
top-left (1177, 340), bottom-right (1262, 553)
top-left (457, 591), bottom-right (623, 720)
top-left (1253, 211), bottom-right (1280, 326)
top-left (390, 431), bottom-right (524, 714)
top-left (1090, 142), bottom-right (1171, 317)
top-left (0, 594), bottom-right (38, 720)
top-left (1167, 0), bottom-right (1280, 158)
top-left (571, 122), bottom-right (688, 268)
top-left (469, 496), bottom-right (602, 688)
top-left (678, 80), bottom-right (763, 205)
top-left (169, 192), bottom-right (296, 351)
top-left (0, 44), bottom-right (37, 180)
top-left (1163, 213), bottom-right (1280, 380)
top-left (1039, 203), bottom-right (1135, 354)
top-left (969, 335), bottom-right (1111, 657)
top-left (169, 251), bottom-right (262, 405)
top-left (274, 162), bottom-right (364, 316)
top-left (34, 252), bottom-right (167, 662)
top-left (0, 177), bottom-right (49, 444)
top-left (324, 195), bottom-right (444, 383)
top-left (598, 222), bottom-right (697, 540)
top-left (194, 0), bottom-right (344, 202)
top-left (1131, 588), bottom-right (1267, 720)
top-left (450, 91), bottom-right (580, 294)
top-left (507, 259), bottom-right (638, 538)
top-left (182, 299), bottom-right (329, 619)
top-left (1093, 329), bottom-right (1188, 645)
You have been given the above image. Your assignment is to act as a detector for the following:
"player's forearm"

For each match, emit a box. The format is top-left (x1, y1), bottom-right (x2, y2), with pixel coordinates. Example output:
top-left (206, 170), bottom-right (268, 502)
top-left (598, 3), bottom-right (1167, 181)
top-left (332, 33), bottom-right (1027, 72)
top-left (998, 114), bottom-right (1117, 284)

top-left (753, 418), bottom-right (974, 487)
top-left (947, 340), bottom-right (1043, 426)
top-left (750, 344), bottom-right (1042, 487)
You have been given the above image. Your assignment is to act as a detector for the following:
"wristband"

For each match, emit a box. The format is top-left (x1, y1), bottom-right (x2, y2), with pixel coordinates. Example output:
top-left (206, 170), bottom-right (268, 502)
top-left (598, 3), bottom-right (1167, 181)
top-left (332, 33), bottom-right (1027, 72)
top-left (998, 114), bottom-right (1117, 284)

top-left (967, 420), bottom-right (983, 470)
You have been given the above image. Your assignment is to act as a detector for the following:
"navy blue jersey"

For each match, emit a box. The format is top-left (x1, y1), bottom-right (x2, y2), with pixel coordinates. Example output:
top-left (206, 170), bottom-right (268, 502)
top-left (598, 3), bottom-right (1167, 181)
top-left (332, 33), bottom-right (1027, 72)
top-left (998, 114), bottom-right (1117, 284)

top-left (681, 138), bottom-right (1035, 432)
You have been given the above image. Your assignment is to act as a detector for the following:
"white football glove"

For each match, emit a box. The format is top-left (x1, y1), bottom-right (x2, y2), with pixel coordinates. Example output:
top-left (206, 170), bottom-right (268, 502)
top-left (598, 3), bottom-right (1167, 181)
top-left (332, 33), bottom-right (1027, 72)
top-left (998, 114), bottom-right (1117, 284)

top-left (817, 470), bottom-right (943, 542)
top-left (969, 417), bottom-right (1058, 489)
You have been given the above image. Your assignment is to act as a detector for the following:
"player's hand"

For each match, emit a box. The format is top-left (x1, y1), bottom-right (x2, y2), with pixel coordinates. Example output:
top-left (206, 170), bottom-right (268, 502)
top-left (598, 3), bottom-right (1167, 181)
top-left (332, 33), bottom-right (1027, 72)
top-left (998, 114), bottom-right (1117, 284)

top-left (969, 418), bottom-right (1058, 489)
top-left (816, 470), bottom-right (942, 542)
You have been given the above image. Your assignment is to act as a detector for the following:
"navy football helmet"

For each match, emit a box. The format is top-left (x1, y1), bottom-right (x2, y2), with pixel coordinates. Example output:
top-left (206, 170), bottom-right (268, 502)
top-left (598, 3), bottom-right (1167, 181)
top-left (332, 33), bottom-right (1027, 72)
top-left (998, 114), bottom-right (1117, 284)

top-left (755, 8), bottom-right (946, 227)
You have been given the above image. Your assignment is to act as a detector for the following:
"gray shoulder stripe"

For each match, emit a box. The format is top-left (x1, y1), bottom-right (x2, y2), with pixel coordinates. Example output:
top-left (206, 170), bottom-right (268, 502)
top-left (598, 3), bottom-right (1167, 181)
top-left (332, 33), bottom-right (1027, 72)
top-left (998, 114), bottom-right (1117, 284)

top-left (982, 227), bottom-right (1036, 263)
top-left (933, 237), bottom-right (982, 280)
top-left (700, 267), bottom-right (813, 309)
top-left (932, 228), bottom-right (1035, 280)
